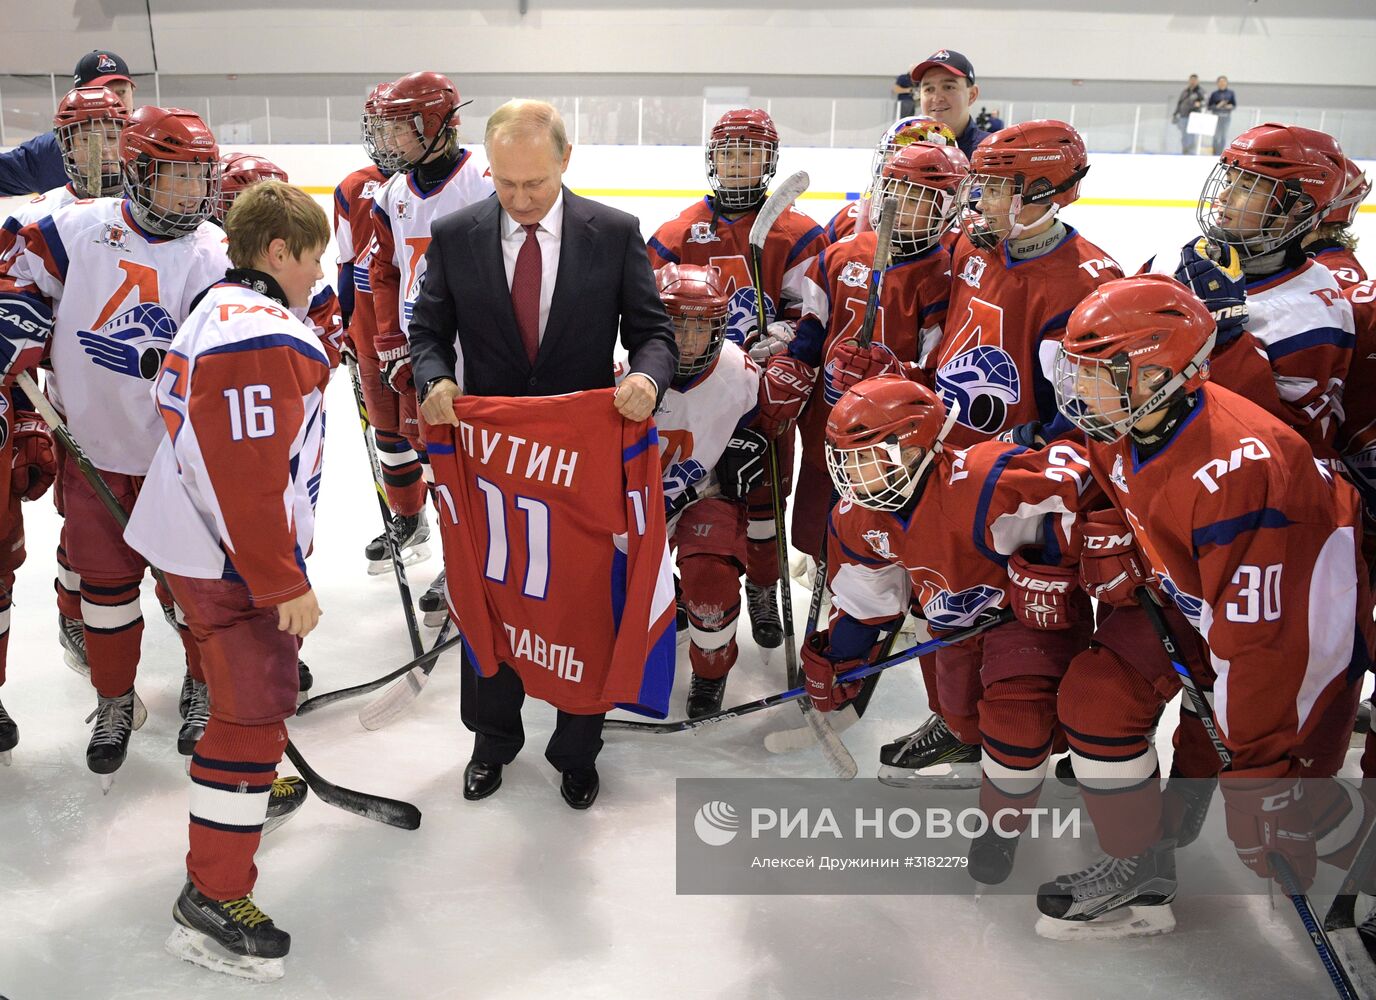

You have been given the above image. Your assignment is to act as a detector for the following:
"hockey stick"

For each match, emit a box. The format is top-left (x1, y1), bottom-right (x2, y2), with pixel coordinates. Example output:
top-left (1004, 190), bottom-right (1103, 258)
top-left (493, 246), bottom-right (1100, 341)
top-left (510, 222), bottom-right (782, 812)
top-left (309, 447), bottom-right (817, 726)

top-left (18, 372), bottom-right (420, 830)
top-left (606, 609), bottom-right (1012, 735)
top-left (1139, 592), bottom-right (1359, 999)
top-left (346, 357), bottom-right (424, 659)
top-left (283, 741), bottom-right (420, 830)
top-left (1323, 808), bottom-right (1376, 997)
top-left (357, 616), bottom-right (457, 731)
top-left (296, 631), bottom-right (465, 715)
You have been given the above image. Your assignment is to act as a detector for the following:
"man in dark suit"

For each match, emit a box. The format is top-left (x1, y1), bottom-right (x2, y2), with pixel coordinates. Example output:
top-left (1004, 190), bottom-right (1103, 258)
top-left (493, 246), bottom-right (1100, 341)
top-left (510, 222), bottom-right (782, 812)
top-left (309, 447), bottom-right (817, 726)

top-left (409, 99), bottom-right (677, 810)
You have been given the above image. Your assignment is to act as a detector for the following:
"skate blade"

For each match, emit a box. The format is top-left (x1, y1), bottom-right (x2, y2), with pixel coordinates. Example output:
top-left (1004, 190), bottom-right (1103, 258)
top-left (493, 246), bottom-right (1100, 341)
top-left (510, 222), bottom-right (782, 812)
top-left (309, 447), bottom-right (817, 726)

top-left (1328, 926), bottom-right (1376, 994)
top-left (62, 647), bottom-right (91, 678)
top-left (764, 704), bottom-right (859, 753)
top-left (877, 762), bottom-right (982, 790)
top-left (0, 749), bottom-right (10, 766)
top-left (165, 924), bottom-right (285, 982)
top-left (262, 806), bottom-right (303, 837)
top-left (421, 608), bottom-right (448, 629)
top-left (132, 691), bottom-right (147, 732)
top-left (1034, 904), bottom-right (1176, 941)
top-left (366, 543), bottom-right (431, 576)
top-left (100, 773), bottom-right (116, 795)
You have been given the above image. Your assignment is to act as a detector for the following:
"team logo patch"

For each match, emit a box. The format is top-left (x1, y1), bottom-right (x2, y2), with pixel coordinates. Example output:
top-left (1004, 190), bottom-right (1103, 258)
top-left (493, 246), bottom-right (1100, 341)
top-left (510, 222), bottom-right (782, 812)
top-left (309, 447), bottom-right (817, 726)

top-left (395, 199), bottom-right (410, 220)
top-left (76, 302), bottom-right (177, 380)
top-left (97, 223), bottom-right (129, 252)
top-left (919, 580), bottom-right (1004, 631)
top-left (862, 529), bottom-right (892, 560)
top-left (362, 180), bottom-right (379, 200)
top-left (958, 255), bottom-right (986, 288)
top-left (726, 286), bottom-right (773, 347)
top-left (839, 261), bottom-right (870, 289)
top-left (1110, 454), bottom-right (1128, 493)
top-left (688, 221), bottom-right (720, 245)
top-left (0, 392), bottom-right (9, 449)
top-left (936, 345), bottom-right (1020, 434)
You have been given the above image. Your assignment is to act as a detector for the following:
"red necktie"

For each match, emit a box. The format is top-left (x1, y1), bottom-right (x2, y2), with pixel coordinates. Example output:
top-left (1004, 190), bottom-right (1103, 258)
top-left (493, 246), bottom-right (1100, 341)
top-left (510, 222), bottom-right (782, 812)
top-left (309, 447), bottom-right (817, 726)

top-left (511, 222), bottom-right (541, 364)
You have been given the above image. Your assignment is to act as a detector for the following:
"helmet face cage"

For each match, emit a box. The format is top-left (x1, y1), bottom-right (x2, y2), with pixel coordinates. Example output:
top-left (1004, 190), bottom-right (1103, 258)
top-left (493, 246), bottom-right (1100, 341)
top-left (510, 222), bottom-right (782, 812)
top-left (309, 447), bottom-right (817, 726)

top-left (125, 156), bottom-right (221, 237)
top-left (363, 108), bottom-right (439, 173)
top-left (872, 174), bottom-right (957, 257)
top-left (1052, 336), bottom-right (1213, 444)
top-left (671, 311), bottom-right (728, 382)
top-left (958, 171), bottom-right (1063, 248)
top-left (57, 117), bottom-right (124, 197)
top-left (826, 437), bottom-right (931, 512)
top-left (362, 109), bottom-right (410, 173)
top-left (1197, 161), bottom-right (1318, 259)
top-left (706, 135), bottom-right (778, 211)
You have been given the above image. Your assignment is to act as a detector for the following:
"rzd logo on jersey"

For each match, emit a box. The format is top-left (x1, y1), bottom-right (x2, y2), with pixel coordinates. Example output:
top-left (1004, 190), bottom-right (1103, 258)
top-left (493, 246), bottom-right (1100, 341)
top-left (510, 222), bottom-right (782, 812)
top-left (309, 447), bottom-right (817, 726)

top-left (839, 261), bottom-right (870, 289)
top-left (914, 571), bottom-right (1003, 631)
top-left (76, 302), bottom-right (177, 380)
top-left (687, 221), bottom-right (720, 245)
top-left (934, 299), bottom-right (1019, 434)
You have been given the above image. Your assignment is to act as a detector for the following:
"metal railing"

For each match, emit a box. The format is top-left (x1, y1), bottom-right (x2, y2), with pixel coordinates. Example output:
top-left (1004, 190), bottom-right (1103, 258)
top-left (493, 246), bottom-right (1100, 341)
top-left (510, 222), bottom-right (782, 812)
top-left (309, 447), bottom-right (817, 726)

top-left (3, 74), bottom-right (1374, 157)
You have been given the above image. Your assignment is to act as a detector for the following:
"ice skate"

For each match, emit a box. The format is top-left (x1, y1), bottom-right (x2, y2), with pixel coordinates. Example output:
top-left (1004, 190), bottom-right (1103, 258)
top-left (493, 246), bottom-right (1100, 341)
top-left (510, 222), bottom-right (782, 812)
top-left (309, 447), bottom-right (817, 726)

top-left (686, 674), bottom-right (727, 719)
top-left (178, 678), bottom-right (209, 757)
top-left (0, 696), bottom-right (16, 765)
top-left (58, 613), bottom-right (88, 676)
top-left (263, 776), bottom-right (309, 835)
top-left (1035, 839), bottom-right (1177, 941)
top-left (365, 511), bottom-right (430, 575)
top-left (744, 581), bottom-right (782, 649)
top-left (968, 827), bottom-right (1020, 885)
top-left (86, 687), bottom-right (139, 791)
top-left (1354, 698), bottom-right (1372, 748)
top-left (297, 659), bottom-right (313, 698)
top-left (878, 714), bottom-right (982, 789)
top-left (417, 568), bottom-right (448, 627)
top-left (166, 880), bottom-right (289, 982)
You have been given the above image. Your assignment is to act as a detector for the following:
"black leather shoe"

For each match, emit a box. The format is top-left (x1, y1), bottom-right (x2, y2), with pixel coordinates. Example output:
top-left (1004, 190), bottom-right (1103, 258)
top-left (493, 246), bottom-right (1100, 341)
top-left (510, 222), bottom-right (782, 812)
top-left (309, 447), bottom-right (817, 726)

top-left (560, 767), bottom-right (599, 810)
top-left (463, 760), bottom-right (503, 801)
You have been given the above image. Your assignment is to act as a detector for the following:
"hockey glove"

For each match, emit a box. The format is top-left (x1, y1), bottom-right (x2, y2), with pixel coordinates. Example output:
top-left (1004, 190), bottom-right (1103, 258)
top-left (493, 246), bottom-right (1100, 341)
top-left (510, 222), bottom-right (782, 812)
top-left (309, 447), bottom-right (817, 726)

top-left (715, 428), bottom-right (768, 500)
top-left (0, 294), bottom-right (53, 386)
top-left (748, 321), bottom-right (797, 362)
top-left (1007, 550), bottom-right (1076, 630)
top-left (801, 630), bottom-right (864, 713)
top-left (663, 459), bottom-right (707, 521)
top-left (756, 355), bottom-right (817, 438)
top-left (11, 411), bottom-right (55, 501)
top-left (1079, 508), bottom-right (1152, 607)
top-left (1175, 238), bottom-right (1247, 347)
top-left (822, 340), bottom-right (900, 405)
top-left (375, 331), bottom-right (413, 394)
top-left (996, 420), bottom-right (1048, 449)
top-left (1220, 760), bottom-right (1316, 891)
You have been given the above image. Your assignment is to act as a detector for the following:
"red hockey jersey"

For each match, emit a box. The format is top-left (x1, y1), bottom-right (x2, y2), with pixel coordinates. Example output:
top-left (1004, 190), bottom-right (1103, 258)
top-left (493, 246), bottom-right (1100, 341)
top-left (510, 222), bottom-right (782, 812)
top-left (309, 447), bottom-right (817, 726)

top-left (1086, 383), bottom-right (1370, 771)
top-left (1311, 244), bottom-right (1368, 291)
top-left (647, 196), bottom-right (825, 348)
top-left (332, 164), bottom-right (386, 353)
top-left (426, 389), bottom-right (677, 717)
top-left (1339, 279), bottom-right (1376, 506)
top-left (931, 228), bottom-right (1122, 449)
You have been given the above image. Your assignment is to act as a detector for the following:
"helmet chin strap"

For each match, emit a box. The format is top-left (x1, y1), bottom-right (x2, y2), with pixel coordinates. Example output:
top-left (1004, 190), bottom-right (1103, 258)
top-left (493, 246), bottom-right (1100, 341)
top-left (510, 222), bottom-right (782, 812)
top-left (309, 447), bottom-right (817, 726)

top-left (1005, 200), bottom-right (1059, 242)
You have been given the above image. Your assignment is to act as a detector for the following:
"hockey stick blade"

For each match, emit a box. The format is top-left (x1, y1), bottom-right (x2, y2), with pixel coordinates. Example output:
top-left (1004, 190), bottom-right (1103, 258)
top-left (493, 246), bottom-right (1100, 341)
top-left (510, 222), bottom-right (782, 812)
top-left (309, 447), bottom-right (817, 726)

top-left (358, 619), bottom-right (457, 731)
top-left (606, 609), bottom-right (1012, 734)
top-left (296, 631), bottom-right (464, 716)
top-left (800, 700), bottom-right (858, 778)
top-left (749, 171), bottom-right (810, 249)
top-left (765, 703), bottom-right (859, 753)
top-left (284, 741), bottom-right (421, 831)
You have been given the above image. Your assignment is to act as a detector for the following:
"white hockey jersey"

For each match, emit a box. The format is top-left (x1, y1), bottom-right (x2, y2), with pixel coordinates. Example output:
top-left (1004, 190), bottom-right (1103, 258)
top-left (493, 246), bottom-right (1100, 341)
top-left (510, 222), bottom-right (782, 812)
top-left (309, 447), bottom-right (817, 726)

top-left (0, 197), bottom-right (229, 474)
top-left (370, 150), bottom-right (494, 340)
top-left (126, 279), bottom-right (331, 604)
top-left (0, 184), bottom-right (79, 259)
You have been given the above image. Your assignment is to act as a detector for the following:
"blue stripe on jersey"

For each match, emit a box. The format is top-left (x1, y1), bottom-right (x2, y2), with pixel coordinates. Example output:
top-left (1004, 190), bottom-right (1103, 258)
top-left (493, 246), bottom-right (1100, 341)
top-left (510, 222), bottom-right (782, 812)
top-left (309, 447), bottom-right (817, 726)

top-left (372, 203), bottom-right (391, 228)
top-left (2, 216), bottom-right (20, 237)
top-left (785, 225), bottom-right (825, 267)
top-left (972, 446), bottom-right (1024, 567)
top-left (334, 186), bottom-right (349, 215)
top-left (427, 441), bottom-right (456, 455)
top-left (308, 286), bottom-right (332, 310)
top-left (36, 214), bottom-right (69, 280)
top-left (623, 427), bottom-right (659, 463)
top-left (199, 332), bottom-right (329, 368)
top-left (1040, 514), bottom-right (1063, 566)
top-left (353, 262), bottom-right (372, 293)
top-left (647, 236), bottom-right (679, 265)
top-left (1263, 326), bottom-right (1355, 361)
top-left (919, 298), bottom-right (948, 321)
top-left (405, 149), bottom-right (470, 200)
top-left (1191, 507), bottom-right (1293, 554)
top-left (620, 616), bottom-right (676, 719)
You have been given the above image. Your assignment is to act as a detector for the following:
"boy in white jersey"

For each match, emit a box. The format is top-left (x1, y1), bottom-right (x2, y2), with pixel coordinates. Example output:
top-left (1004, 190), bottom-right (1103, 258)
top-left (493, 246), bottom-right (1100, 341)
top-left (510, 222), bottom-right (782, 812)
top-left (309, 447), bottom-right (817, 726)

top-left (127, 180), bottom-right (327, 982)
top-left (0, 106), bottom-right (226, 778)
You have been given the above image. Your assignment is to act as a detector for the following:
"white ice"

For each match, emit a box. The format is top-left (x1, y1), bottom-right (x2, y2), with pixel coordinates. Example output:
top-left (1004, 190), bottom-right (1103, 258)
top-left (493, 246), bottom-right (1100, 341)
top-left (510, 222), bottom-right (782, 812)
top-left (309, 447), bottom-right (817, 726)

top-left (1, 179), bottom-right (1374, 1000)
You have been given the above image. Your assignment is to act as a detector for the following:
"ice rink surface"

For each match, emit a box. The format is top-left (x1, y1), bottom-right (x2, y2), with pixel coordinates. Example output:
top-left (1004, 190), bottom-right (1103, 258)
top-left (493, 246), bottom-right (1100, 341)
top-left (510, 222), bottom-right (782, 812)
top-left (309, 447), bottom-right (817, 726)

top-left (1, 179), bottom-right (1374, 1000)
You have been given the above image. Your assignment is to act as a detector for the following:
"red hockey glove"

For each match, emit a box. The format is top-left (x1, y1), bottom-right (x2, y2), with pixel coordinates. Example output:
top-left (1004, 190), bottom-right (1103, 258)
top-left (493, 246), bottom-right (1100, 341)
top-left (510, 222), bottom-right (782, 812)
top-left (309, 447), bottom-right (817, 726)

top-left (1079, 508), bottom-right (1151, 607)
top-left (375, 330), bottom-right (413, 394)
top-left (822, 340), bottom-right (900, 405)
top-left (801, 630), bottom-right (864, 713)
top-left (1006, 550), bottom-right (1076, 630)
top-left (11, 411), bottom-right (55, 501)
top-left (756, 355), bottom-right (816, 438)
top-left (1220, 760), bottom-right (1315, 891)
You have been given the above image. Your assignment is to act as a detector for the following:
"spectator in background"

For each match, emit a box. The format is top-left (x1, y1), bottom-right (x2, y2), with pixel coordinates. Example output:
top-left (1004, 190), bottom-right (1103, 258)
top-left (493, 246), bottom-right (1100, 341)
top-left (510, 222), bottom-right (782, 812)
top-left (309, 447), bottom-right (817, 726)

top-left (0, 50), bottom-right (136, 195)
top-left (892, 71), bottom-right (916, 118)
top-left (1207, 76), bottom-right (1237, 155)
top-left (975, 107), bottom-right (1005, 132)
top-left (912, 49), bottom-right (989, 158)
top-left (1172, 74), bottom-right (1205, 154)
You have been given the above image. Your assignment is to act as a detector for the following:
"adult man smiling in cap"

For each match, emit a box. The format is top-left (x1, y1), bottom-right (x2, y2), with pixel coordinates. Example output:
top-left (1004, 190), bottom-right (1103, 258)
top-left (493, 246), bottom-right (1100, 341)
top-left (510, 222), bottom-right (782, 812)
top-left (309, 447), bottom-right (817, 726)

top-left (912, 49), bottom-right (990, 158)
top-left (0, 49), bottom-right (136, 195)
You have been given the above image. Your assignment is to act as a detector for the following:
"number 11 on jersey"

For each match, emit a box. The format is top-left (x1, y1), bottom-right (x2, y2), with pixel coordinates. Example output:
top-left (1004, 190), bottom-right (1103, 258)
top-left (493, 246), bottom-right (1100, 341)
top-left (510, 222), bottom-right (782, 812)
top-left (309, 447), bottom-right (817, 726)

top-left (435, 478), bottom-right (551, 600)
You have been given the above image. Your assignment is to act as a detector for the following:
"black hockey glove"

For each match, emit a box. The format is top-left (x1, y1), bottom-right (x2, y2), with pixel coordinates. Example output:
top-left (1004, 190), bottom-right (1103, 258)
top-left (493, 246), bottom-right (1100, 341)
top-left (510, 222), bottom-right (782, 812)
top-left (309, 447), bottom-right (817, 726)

top-left (715, 428), bottom-right (769, 500)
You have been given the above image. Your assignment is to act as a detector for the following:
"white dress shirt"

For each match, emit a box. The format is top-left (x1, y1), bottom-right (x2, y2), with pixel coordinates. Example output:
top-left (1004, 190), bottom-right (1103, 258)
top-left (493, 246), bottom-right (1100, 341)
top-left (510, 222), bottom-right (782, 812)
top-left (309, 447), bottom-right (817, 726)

top-left (500, 190), bottom-right (563, 342)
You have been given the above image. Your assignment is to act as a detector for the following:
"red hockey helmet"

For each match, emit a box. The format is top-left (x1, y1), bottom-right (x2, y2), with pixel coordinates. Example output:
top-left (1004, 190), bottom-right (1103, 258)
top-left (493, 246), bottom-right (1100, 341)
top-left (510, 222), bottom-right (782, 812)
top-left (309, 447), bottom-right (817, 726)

top-left (53, 86), bottom-right (127, 197)
top-left (366, 72), bottom-right (461, 171)
top-left (1054, 274), bottom-right (1216, 443)
top-left (119, 106), bottom-right (220, 236)
top-left (218, 152), bottom-right (289, 221)
top-left (868, 115), bottom-right (959, 190)
top-left (706, 108), bottom-right (780, 211)
top-left (825, 375), bottom-right (958, 511)
top-left (1197, 123), bottom-right (1347, 259)
top-left (959, 120), bottom-right (1089, 247)
top-left (657, 263), bottom-right (730, 382)
top-left (871, 141), bottom-right (969, 257)
top-left (1325, 154), bottom-right (1371, 227)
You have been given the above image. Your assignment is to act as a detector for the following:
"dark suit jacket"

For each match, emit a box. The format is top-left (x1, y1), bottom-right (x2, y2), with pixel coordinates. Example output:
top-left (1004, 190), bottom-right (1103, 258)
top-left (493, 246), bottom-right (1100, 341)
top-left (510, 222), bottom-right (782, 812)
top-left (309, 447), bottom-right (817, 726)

top-left (409, 187), bottom-right (677, 401)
